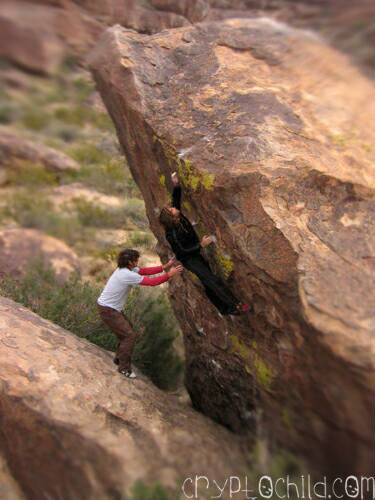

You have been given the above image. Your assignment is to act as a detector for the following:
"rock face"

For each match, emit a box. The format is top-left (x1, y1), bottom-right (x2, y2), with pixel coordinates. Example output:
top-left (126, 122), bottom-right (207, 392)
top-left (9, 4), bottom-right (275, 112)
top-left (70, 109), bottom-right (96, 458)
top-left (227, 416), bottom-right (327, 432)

top-left (151, 0), bottom-right (210, 23)
top-left (0, 296), bottom-right (249, 499)
top-left (0, 229), bottom-right (81, 282)
top-left (2, 0), bottom-right (373, 74)
top-left (0, 454), bottom-right (24, 500)
top-left (89, 19), bottom-right (375, 475)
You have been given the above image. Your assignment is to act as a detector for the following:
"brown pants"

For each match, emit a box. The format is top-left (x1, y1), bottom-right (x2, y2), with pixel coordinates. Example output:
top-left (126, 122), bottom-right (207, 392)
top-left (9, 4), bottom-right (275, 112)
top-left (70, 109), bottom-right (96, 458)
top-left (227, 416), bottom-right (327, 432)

top-left (97, 304), bottom-right (138, 371)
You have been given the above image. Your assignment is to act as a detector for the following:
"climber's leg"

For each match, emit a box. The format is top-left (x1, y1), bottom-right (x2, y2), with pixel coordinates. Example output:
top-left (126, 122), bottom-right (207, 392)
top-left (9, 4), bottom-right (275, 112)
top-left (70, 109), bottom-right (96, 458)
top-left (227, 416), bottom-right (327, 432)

top-left (97, 305), bottom-right (138, 372)
top-left (182, 254), bottom-right (239, 314)
top-left (203, 284), bottom-right (231, 315)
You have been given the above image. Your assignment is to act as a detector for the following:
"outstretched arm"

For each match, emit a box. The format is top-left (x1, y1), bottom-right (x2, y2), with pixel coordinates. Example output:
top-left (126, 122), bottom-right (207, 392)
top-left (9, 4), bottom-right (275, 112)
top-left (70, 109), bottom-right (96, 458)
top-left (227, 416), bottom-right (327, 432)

top-left (140, 265), bottom-right (183, 286)
top-left (172, 185), bottom-right (181, 210)
top-left (138, 258), bottom-right (176, 275)
top-left (139, 265), bottom-right (163, 276)
top-left (140, 274), bottom-right (169, 286)
top-left (171, 172), bottom-right (181, 210)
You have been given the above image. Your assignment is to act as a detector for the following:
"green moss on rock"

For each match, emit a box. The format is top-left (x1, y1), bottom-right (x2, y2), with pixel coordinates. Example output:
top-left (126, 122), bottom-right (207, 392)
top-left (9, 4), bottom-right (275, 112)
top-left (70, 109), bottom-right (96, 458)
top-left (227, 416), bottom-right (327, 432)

top-left (215, 250), bottom-right (234, 280)
top-left (154, 135), bottom-right (215, 192)
top-left (254, 355), bottom-right (274, 390)
top-left (159, 174), bottom-right (166, 187)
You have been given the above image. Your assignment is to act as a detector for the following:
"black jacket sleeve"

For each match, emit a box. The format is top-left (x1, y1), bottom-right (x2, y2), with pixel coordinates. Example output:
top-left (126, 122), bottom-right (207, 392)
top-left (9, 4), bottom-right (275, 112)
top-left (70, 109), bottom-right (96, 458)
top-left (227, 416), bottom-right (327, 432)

top-left (172, 186), bottom-right (182, 210)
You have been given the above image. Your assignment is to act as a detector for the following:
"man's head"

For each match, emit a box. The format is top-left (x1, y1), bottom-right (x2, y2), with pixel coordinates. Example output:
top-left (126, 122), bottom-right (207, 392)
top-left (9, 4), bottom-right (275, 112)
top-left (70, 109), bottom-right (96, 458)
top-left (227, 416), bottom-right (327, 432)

top-left (117, 248), bottom-right (140, 269)
top-left (159, 206), bottom-right (180, 230)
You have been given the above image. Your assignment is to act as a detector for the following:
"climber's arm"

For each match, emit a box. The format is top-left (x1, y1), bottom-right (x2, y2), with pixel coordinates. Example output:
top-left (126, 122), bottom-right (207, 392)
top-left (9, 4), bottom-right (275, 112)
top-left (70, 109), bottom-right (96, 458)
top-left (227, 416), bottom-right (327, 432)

top-left (171, 172), bottom-right (181, 210)
top-left (172, 185), bottom-right (182, 210)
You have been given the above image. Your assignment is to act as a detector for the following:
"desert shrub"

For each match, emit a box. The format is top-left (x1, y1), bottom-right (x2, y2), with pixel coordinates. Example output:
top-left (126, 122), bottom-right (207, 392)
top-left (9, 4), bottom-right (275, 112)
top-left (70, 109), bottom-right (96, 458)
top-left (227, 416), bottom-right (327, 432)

top-left (67, 142), bottom-right (110, 166)
top-left (61, 53), bottom-right (81, 71)
top-left (73, 77), bottom-right (94, 101)
top-left (3, 191), bottom-right (86, 246)
top-left (0, 104), bottom-right (16, 124)
top-left (0, 262), bottom-right (183, 390)
top-left (125, 287), bottom-right (183, 390)
top-left (72, 198), bottom-right (126, 229)
top-left (124, 480), bottom-right (180, 500)
top-left (126, 231), bottom-right (155, 250)
top-left (66, 154), bottom-right (139, 197)
top-left (53, 124), bottom-right (81, 143)
top-left (125, 198), bottom-right (148, 228)
top-left (22, 106), bottom-right (51, 131)
top-left (0, 260), bottom-right (116, 348)
top-left (6, 161), bottom-right (59, 187)
top-left (54, 105), bottom-right (113, 131)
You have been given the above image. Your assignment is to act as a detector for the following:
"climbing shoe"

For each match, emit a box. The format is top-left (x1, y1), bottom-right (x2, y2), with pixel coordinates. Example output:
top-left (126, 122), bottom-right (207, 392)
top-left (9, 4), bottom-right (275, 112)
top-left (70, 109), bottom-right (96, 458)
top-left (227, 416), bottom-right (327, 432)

top-left (229, 303), bottom-right (251, 316)
top-left (119, 368), bottom-right (137, 379)
top-left (113, 356), bottom-right (119, 365)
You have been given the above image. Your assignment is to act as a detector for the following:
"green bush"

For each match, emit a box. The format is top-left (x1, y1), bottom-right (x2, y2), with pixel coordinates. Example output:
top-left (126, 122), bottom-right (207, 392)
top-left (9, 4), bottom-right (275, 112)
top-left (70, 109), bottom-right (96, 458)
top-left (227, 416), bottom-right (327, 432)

top-left (0, 261), bottom-right (116, 350)
top-left (0, 261), bottom-right (183, 390)
top-left (65, 153), bottom-right (139, 197)
top-left (125, 287), bottom-right (183, 390)
top-left (124, 480), bottom-right (180, 500)
top-left (72, 198), bottom-right (127, 229)
top-left (126, 231), bottom-right (155, 250)
top-left (0, 104), bottom-right (15, 124)
top-left (22, 106), bottom-right (51, 131)
top-left (125, 198), bottom-right (148, 228)
top-left (3, 191), bottom-right (86, 246)
top-left (6, 161), bottom-right (59, 187)
top-left (68, 142), bottom-right (111, 166)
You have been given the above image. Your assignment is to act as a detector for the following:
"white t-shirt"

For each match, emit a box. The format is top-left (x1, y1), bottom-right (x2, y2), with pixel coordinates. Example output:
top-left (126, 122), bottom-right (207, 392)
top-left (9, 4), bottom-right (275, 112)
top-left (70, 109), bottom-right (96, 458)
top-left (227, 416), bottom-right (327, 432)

top-left (97, 267), bottom-right (143, 311)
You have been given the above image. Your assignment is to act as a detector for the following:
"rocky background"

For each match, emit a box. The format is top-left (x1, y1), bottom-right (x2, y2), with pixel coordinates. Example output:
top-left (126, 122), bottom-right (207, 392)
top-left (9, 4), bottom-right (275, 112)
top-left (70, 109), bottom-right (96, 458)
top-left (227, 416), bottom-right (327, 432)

top-left (0, 1), bottom-right (374, 499)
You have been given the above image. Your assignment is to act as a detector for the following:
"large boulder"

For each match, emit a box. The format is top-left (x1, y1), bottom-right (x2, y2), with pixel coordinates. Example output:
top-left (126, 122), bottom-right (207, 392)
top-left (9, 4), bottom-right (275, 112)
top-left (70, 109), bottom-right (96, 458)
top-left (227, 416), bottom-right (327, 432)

top-left (0, 296), bottom-right (249, 499)
top-left (0, 229), bottom-right (81, 282)
top-left (0, 129), bottom-right (80, 177)
top-left (88, 19), bottom-right (375, 476)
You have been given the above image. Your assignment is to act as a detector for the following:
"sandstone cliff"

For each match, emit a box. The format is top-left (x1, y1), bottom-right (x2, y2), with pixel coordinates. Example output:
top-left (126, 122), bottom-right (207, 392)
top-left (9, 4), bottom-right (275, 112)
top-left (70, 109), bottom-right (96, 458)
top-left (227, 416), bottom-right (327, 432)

top-left (0, 296), bottom-right (249, 499)
top-left (88, 19), bottom-right (375, 475)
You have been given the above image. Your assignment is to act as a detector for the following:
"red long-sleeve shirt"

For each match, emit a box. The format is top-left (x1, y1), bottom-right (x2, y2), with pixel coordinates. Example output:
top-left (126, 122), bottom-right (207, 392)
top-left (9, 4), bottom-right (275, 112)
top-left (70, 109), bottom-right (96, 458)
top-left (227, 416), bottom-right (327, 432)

top-left (139, 265), bottom-right (169, 286)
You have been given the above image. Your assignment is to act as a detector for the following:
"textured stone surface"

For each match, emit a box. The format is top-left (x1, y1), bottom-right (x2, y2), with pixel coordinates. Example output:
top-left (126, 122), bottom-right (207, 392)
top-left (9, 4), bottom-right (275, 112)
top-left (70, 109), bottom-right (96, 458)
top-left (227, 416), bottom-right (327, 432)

top-left (0, 229), bottom-right (81, 282)
top-left (0, 1), bottom-right (66, 74)
top-left (0, 296), bottom-right (249, 499)
top-left (0, 129), bottom-right (80, 174)
top-left (207, 0), bottom-right (375, 70)
top-left (151, 0), bottom-right (210, 23)
top-left (89, 19), bottom-right (375, 475)
top-left (0, 454), bottom-right (24, 500)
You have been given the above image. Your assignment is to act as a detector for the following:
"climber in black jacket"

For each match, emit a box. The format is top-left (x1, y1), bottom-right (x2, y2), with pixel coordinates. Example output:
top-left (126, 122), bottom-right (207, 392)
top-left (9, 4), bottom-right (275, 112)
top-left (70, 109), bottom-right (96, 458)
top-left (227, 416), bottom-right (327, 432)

top-left (159, 173), bottom-right (250, 316)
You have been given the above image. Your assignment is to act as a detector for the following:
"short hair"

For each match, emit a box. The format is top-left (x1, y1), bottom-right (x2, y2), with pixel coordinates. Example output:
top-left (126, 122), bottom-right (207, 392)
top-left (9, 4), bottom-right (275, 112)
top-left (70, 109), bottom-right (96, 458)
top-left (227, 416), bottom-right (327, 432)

top-left (117, 249), bottom-right (140, 268)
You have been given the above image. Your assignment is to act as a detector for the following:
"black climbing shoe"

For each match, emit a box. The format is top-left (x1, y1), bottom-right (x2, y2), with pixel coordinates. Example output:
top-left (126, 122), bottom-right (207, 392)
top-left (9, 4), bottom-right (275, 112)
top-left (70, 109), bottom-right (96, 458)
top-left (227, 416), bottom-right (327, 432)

top-left (113, 356), bottom-right (119, 365)
top-left (229, 303), bottom-right (251, 316)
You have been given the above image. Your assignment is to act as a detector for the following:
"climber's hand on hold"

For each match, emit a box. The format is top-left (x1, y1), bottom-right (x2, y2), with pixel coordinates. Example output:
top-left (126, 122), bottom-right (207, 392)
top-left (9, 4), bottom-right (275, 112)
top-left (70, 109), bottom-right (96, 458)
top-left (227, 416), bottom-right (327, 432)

top-left (163, 257), bottom-right (177, 271)
top-left (171, 171), bottom-right (180, 186)
top-left (201, 235), bottom-right (214, 248)
top-left (167, 265), bottom-right (183, 278)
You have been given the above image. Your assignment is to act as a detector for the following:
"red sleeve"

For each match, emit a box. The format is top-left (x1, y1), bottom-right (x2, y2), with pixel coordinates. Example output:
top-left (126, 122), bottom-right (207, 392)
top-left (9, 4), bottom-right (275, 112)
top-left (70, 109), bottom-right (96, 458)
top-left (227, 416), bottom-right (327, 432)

top-left (140, 274), bottom-right (169, 286)
top-left (139, 265), bottom-right (163, 276)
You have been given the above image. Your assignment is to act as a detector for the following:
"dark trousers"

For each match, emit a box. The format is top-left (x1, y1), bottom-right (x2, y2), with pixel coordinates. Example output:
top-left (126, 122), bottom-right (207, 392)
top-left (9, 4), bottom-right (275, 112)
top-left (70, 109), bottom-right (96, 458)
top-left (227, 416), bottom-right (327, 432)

top-left (181, 253), bottom-right (239, 315)
top-left (97, 304), bottom-right (138, 371)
